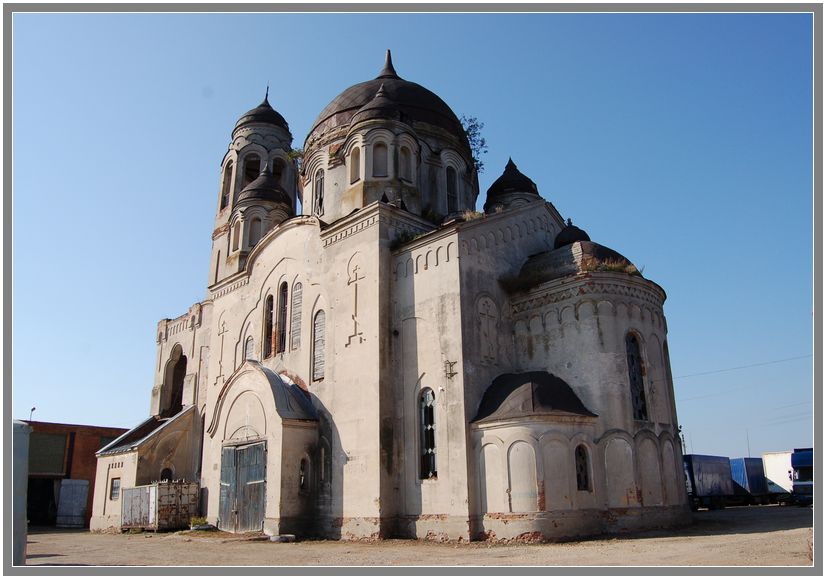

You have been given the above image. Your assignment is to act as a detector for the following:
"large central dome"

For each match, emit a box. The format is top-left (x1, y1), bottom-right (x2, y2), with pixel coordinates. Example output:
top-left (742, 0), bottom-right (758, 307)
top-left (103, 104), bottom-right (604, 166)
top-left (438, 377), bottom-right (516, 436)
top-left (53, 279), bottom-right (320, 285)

top-left (305, 51), bottom-right (468, 147)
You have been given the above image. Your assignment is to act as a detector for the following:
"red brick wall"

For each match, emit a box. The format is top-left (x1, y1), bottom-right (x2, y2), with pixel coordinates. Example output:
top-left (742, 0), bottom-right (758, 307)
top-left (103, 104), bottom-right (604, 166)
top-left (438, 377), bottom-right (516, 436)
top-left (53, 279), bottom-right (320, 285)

top-left (27, 421), bottom-right (128, 527)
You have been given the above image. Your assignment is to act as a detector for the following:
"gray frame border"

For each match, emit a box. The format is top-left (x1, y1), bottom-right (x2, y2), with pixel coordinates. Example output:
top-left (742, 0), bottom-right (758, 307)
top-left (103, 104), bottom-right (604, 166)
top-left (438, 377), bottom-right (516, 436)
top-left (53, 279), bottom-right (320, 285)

top-left (3, 2), bottom-right (821, 576)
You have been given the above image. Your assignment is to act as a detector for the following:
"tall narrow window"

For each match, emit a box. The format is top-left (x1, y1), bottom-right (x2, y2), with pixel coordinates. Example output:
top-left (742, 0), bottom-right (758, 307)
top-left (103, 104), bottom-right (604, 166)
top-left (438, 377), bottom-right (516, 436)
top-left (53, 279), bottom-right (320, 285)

top-left (350, 147), bottom-right (361, 184)
top-left (276, 282), bottom-right (288, 354)
top-left (446, 166), bottom-right (458, 213)
top-left (273, 159), bottom-right (285, 185)
top-left (232, 222), bottom-right (241, 251)
top-left (312, 310), bottom-right (326, 381)
top-left (420, 388), bottom-right (437, 479)
top-left (243, 154), bottom-right (261, 187)
top-left (299, 458), bottom-right (308, 491)
top-left (373, 143), bottom-right (388, 177)
top-left (110, 478), bottom-right (121, 500)
top-left (575, 445), bottom-right (591, 491)
top-left (249, 217), bottom-right (262, 247)
top-left (290, 282), bottom-right (303, 350)
top-left (264, 295), bottom-right (274, 358)
top-left (626, 333), bottom-right (649, 420)
top-left (220, 161), bottom-right (233, 209)
top-left (314, 169), bottom-right (325, 216)
top-left (214, 251), bottom-right (221, 285)
top-left (400, 147), bottom-right (412, 181)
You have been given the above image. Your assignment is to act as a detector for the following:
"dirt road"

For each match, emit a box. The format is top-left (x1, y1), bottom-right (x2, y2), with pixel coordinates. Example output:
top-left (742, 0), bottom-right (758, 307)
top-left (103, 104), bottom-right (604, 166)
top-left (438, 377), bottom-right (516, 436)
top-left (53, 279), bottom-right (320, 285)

top-left (25, 505), bottom-right (813, 567)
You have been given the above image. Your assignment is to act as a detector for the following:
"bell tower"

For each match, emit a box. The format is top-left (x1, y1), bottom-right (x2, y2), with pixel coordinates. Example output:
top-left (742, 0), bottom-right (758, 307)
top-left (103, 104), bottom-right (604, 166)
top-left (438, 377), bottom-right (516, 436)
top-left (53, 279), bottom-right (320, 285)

top-left (208, 91), bottom-right (297, 286)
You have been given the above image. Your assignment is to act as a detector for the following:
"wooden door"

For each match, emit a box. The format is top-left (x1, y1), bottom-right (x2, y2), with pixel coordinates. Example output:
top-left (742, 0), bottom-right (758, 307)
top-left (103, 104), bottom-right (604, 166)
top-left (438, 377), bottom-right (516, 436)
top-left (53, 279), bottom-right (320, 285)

top-left (218, 442), bottom-right (266, 533)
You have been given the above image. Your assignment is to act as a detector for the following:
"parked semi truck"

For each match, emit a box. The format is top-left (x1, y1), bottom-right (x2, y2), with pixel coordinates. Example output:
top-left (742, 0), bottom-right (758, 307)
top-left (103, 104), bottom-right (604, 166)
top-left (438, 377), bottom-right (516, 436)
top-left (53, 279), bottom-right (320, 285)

top-left (684, 454), bottom-right (734, 510)
top-left (791, 447), bottom-right (813, 506)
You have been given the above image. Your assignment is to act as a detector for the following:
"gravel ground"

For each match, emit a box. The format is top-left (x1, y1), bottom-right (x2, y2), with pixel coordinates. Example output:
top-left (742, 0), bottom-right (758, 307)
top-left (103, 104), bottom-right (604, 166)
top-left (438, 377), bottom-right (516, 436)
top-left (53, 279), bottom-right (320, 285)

top-left (24, 505), bottom-right (814, 568)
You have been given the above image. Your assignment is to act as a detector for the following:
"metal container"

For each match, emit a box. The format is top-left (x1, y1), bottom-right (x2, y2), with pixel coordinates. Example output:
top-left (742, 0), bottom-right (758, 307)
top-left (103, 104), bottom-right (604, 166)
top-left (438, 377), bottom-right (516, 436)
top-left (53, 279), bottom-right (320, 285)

top-left (56, 479), bottom-right (90, 528)
top-left (121, 481), bottom-right (199, 531)
top-left (730, 457), bottom-right (769, 496)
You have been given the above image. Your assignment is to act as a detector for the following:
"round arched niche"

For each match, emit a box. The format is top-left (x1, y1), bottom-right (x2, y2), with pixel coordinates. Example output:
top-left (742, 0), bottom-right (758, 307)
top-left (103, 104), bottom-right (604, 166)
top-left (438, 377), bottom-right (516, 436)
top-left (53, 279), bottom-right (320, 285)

top-left (223, 390), bottom-right (267, 442)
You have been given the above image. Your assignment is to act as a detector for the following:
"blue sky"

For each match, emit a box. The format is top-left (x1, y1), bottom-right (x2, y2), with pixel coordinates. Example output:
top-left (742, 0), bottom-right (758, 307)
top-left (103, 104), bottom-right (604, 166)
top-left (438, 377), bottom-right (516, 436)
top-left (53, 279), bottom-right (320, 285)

top-left (12, 12), bottom-right (813, 459)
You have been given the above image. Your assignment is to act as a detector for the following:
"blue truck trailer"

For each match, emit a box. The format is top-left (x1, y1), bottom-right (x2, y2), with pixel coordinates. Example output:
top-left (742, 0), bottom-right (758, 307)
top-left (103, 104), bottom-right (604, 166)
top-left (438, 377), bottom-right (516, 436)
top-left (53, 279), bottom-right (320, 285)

top-left (791, 448), bottom-right (813, 506)
top-left (684, 454), bottom-right (734, 510)
top-left (729, 457), bottom-right (771, 505)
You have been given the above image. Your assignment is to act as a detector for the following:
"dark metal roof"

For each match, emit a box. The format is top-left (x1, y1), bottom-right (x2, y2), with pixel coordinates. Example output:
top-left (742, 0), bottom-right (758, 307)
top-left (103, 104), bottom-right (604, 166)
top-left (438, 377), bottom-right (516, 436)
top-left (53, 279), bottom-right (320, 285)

top-left (259, 364), bottom-right (318, 421)
top-left (554, 219), bottom-right (591, 249)
top-left (237, 163), bottom-right (293, 207)
top-left (97, 416), bottom-right (163, 455)
top-left (503, 240), bottom-right (638, 293)
top-left (483, 158), bottom-right (540, 211)
top-left (235, 93), bottom-right (290, 132)
top-left (307, 50), bottom-right (467, 146)
top-left (473, 371), bottom-right (596, 423)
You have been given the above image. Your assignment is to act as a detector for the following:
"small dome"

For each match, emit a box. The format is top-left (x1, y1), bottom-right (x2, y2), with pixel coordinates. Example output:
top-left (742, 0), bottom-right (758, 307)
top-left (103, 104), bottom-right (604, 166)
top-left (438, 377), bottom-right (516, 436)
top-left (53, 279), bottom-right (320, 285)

top-left (473, 371), bottom-right (596, 423)
top-left (483, 158), bottom-right (540, 212)
top-left (504, 240), bottom-right (640, 293)
top-left (234, 92), bottom-right (290, 132)
top-left (350, 83), bottom-right (402, 126)
top-left (237, 163), bottom-right (292, 207)
top-left (554, 219), bottom-right (591, 249)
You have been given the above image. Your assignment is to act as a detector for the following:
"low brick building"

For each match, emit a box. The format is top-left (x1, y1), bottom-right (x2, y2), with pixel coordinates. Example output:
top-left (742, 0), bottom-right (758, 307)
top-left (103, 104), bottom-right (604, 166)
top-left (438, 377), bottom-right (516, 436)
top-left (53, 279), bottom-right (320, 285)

top-left (26, 421), bottom-right (127, 528)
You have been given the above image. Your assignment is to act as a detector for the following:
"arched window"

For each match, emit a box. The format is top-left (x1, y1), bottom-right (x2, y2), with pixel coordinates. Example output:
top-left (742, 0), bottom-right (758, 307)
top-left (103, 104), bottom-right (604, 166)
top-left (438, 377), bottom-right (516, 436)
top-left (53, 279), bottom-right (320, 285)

top-left (400, 147), bottom-right (412, 181)
top-left (161, 345), bottom-right (186, 418)
top-left (232, 222), bottom-right (241, 252)
top-left (276, 282), bottom-right (288, 354)
top-left (273, 158), bottom-right (285, 185)
top-left (350, 147), bottom-right (361, 184)
top-left (249, 217), bottom-right (262, 247)
top-left (244, 336), bottom-right (254, 361)
top-left (263, 295), bottom-right (274, 358)
top-left (314, 169), bottom-right (325, 216)
top-left (160, 468), bottom-right (173, 481)
top-left (290, 282), bottom-right (303, 350)
top-left (626, 333), bottom-right (649, 420)
top-left (220, 161), bottom-right (233, 209)
top-left (446, 166), bottom-right (458, 213)
top-left (420, 388), bottom-right (437, 479)
top-left (373, 143), bottom-right (388, 177)
top-left (312, 310), bottom-right (326, 381)
top-left (243, 154), bottom-right (261, 187)
top-left (299, 458), bottom-right (308, 492)
top-left (575, 445), bottom-right (591, 491)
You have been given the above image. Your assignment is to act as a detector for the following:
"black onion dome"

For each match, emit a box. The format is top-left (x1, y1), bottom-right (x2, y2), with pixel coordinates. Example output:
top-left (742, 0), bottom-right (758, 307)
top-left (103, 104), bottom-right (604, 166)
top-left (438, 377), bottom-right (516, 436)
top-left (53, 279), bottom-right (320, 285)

top-left (237, 163), bottom-right (292, 206)
top-left (554, 219), bottom-right (591, 249)
top-left (350, 83), bottom-right (402, 125)
top-left (307, 50), bottom-right (467, 146)
top-left (473, 371), bottom-right (596, 423)
top-left (484, 158), bottom-right (540, 211)
top-left (235, 93), bottom-right (290, 132)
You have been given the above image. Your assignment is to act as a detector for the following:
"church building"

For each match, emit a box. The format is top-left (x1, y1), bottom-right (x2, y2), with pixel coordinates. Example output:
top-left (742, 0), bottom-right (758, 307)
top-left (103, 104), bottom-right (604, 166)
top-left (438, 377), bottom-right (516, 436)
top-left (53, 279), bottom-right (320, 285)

top-left (91, 52), bottom-right (690, 541)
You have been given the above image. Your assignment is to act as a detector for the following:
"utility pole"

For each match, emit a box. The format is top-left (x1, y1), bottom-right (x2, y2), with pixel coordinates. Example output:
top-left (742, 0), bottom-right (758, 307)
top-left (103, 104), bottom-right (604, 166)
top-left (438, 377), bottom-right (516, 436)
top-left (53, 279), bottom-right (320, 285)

top-left (746, 428), bottom-right (751, 458)
top-left (29, 407), bottom-right (36, 422)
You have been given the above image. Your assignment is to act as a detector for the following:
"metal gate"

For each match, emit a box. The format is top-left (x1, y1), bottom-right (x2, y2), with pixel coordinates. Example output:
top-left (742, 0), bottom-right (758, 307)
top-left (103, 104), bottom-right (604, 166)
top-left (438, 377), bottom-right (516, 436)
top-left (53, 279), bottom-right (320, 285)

top-left (219, 442), bottom-right (266, 533)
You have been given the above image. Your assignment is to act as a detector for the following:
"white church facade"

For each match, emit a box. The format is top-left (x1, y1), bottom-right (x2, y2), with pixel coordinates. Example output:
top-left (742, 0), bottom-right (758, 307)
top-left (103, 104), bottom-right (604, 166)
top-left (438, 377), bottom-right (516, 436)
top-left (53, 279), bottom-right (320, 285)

top-left (91, 52), bottom-right (690, 541)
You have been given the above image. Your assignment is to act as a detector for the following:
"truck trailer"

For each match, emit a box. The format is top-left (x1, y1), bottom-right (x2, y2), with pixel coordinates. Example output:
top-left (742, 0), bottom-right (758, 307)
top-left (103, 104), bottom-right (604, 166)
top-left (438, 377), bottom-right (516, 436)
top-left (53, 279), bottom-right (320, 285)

top-left (684, 454), bottom-right (734, 510)
top-left (729, 457), bottom-right (770, 505)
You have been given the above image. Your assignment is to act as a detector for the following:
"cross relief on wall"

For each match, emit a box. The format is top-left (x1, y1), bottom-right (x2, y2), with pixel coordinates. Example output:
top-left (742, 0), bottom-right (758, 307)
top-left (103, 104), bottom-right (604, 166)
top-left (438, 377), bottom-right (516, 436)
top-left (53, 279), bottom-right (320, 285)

top-left (345, 254), bottom-right (366, 347)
